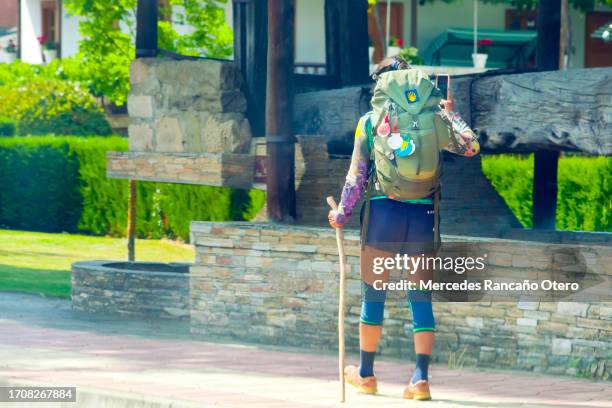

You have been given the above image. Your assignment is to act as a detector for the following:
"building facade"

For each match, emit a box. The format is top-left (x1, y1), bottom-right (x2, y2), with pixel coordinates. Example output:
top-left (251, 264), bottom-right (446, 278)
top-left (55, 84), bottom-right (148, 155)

top-left (13, 0), bottom-right (612, 68)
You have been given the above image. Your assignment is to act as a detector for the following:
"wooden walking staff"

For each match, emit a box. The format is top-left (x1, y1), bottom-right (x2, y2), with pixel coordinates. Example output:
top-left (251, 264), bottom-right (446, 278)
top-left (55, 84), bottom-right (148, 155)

top-left (326, 196), bottom-right (346, 403)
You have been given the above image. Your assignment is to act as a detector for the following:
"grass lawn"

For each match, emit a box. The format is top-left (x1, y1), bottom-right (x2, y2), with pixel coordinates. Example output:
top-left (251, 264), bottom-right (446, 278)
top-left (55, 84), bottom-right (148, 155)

top-left (0, 229), bottom-right (195, 299)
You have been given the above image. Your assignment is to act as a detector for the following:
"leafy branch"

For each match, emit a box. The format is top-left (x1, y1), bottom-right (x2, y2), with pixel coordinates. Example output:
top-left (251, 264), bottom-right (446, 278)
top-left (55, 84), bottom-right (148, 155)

top-left (63, 0), bottom-right (233, 105)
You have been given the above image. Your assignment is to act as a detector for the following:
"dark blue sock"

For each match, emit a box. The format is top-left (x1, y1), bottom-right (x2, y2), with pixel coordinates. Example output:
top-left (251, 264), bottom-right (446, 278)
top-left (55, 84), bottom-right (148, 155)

top-left (359, 350), bottom-right (376, 377)
top-left (411, 354), bottom-right (430, 384)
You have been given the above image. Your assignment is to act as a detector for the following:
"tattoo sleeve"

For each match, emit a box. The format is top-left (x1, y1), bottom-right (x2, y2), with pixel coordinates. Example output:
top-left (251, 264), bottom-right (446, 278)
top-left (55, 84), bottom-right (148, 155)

top-left (437, 108), bottom-right (480, 157)
top-left (336, 117), bottom-right (371, 225)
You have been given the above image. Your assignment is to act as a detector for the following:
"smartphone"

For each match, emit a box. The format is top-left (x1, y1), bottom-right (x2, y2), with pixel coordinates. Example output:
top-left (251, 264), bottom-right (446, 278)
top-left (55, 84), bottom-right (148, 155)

top-left (436, 74), bottom-right (451, 100)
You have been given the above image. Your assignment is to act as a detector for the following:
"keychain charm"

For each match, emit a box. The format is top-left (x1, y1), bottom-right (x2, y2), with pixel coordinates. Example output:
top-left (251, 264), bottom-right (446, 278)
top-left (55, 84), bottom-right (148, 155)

top-left (387, 132), bottom-right (403, 150)
top-left (395, 138), bottom-right (416, 157)
top-left (377, 115), bottom-right (391, 137)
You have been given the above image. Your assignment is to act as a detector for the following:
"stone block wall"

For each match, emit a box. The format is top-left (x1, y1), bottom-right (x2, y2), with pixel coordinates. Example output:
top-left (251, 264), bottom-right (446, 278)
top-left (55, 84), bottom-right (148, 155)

top-left (190, 222), bottom-right (612, 380)
top-left (72, 261), bottom-right (190, 320)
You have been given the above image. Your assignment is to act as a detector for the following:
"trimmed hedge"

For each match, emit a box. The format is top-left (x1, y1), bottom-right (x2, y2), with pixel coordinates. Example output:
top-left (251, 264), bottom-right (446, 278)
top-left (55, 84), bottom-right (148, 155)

top-left (482, 154), bottom-right (611, 232)
top-left (0, 136), bottom-right (265, 240)
top-left (0, 117), bottom-right (16, 136)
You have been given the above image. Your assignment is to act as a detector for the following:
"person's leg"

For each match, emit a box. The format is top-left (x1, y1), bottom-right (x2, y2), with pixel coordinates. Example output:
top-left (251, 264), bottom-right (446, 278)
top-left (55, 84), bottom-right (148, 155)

top-left (403, 288), bottom-right (435, 400)
top-left (358, 282), bottom-right (386, 377)
top-left (403, 203), bottom-right (437, 386)
top-left (344, 281), bottom-right (386, 394)
top-left (408, 289), bottom-right (435, 384)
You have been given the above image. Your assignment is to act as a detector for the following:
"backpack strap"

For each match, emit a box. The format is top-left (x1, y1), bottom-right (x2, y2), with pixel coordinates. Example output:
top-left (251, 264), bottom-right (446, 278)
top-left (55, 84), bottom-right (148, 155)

top-left (364, 113), bottom-right (375, 156)
top-left (433, 186), bottom-right (441, 252)
top-left (362, 114), bottom-right (383, 200)
top-left (360, 199), bottom-right (372, 250)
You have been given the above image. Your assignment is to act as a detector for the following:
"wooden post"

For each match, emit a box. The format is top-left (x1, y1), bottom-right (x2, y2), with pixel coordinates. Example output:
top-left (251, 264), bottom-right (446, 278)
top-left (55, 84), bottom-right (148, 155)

top-left (266, 0), bottom-right (296, 222)
top-left (532, 151), bottom-right (560, 230)
top-left (325, 0), bottom-right (370, 87)
top-left (559, 0), bottom-right (569, 69)
top-left (410, 0), bottom-right (417, 47)
top-left (127, 180), bottom-right (136, 262)
top-left (233, 0), bottom-right (268, 137)
top-left (135, 0), bottom-right (158, 58)
top-left (533, 0), bottom-right (561, 230)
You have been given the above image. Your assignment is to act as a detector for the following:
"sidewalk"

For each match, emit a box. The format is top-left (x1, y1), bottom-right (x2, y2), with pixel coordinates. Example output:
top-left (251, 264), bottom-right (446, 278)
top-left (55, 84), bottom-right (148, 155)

top-left (0, 292), bottom-right (610, 408)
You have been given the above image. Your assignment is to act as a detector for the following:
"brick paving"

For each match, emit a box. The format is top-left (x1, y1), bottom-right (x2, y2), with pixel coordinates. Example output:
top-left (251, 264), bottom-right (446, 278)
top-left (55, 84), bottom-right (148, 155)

top-left (0, 292), bottom-right (610, 408)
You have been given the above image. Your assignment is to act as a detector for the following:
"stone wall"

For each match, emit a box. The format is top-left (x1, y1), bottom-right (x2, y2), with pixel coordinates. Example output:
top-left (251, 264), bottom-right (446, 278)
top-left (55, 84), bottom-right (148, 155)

top-left (190, 222), bottom-right (612, 380)
top-left (107, 58), bottom-right (254, 188)
top-left (72, 261), bottom-right (190, 320)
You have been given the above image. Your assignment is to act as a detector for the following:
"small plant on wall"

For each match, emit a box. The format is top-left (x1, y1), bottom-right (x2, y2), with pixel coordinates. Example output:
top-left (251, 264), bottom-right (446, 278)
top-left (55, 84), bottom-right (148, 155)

top-left (399, 46), bottom-right (425, 65)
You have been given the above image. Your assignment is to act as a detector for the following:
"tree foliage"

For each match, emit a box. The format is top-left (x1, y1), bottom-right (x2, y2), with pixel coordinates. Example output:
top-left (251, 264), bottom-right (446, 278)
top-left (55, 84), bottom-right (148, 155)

top-left (158, 0), bottom-right (233, 58)
top-left (63, 0), bottom-right (135, 105)
top-left (63, 0), bottom-right (233, 105)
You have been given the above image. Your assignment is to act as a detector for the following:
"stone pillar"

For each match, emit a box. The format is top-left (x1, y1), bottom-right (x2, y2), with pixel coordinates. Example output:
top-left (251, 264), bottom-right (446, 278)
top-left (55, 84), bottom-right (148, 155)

top-left (127, 58), bottom-right (252, 155)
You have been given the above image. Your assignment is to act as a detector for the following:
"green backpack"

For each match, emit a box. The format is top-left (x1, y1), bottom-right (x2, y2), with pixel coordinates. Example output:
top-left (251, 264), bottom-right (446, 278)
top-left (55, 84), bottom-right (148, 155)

top-left (366, 69), bottom-right (452, 201)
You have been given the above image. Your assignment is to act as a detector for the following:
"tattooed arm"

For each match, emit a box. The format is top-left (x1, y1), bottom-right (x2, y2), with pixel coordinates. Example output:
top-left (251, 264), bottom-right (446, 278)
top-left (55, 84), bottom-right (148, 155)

top-left (437, 98), bottom-right (480, 157)
top-left (328, 116), bottom-right (371, 228)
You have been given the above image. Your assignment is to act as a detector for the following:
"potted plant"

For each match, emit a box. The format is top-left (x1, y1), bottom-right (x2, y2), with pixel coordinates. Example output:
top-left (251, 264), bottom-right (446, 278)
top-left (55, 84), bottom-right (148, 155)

top-left (1, 39), bottom-right (17, 63)
top-left (38, 35), bottom-right (58, 63)
top-left (387, 36), bottom-right (403, 57)
top-left (472, 38), bottom-right (492, 69)
top-left (399, 47), bottom-right (424, 66)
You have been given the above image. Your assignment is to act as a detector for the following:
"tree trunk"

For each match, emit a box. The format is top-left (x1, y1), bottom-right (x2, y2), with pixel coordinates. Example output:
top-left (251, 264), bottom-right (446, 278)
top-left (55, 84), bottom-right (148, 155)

top-left (294, 85), bottom-right (372, 154)
top-left (470, 68), bottom-right (611, 155)
top-left (293, 68), bottom-right (612, 155)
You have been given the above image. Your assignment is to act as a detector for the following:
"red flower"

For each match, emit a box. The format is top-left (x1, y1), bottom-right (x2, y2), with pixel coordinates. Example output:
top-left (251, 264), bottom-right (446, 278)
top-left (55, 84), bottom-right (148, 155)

top-left (477, 39), bottom-right (493, 47)
top-left (397, 38), bottom-right (404, 47)
top-left (37, 35), bottom-right (47, 45)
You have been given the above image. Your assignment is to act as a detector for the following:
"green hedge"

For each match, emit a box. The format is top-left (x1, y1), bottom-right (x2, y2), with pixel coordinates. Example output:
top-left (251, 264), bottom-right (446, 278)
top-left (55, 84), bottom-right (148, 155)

top-left (0, 136), bottom-right (265, 240)
top-left (0, 117), bottom-right (16, 136)
top-left (482, 154), bottom-right (611, 232)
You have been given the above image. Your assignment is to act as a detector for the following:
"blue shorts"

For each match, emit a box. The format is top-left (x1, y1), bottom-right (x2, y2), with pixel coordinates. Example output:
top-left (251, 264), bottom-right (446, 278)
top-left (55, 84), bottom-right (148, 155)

top-left (360, 197), bottom-right (438, 255)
